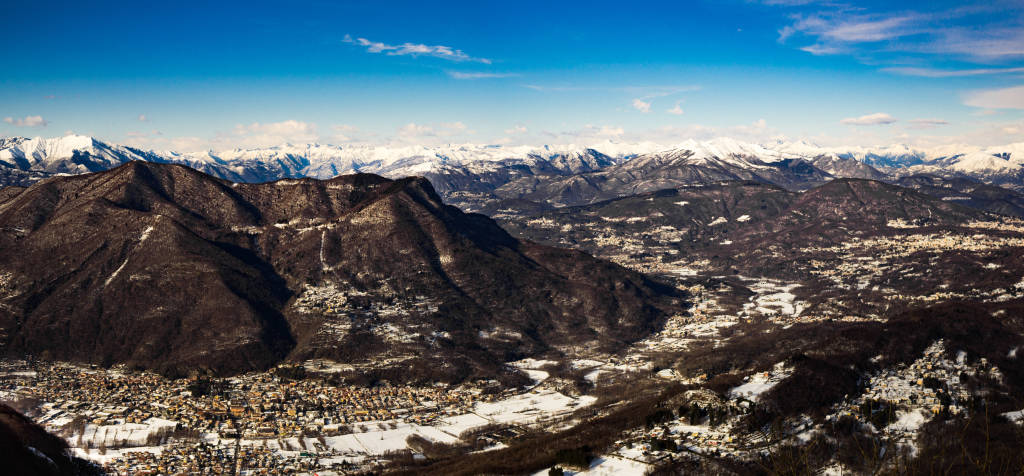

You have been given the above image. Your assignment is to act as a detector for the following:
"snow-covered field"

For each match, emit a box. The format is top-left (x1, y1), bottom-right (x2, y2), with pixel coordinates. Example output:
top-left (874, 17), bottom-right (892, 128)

top-left (728, 362), bottom-right (792, 402)
top-left (743, 278), bottom-right (805, 318)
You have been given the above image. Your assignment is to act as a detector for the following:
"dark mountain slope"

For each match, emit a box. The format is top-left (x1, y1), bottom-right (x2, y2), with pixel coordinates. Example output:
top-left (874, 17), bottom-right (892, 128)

top-left (0, 162), bottom-right (683, 380)
top-left (728, 178), bottom-right (983, 248)
top-left (0, 404), bottom-right (104, 475)
top-left (499, 181), bottom-right (796, 255)
top-left (0, 163), bottom-right (295, 375)
top-left (501, 178), bottom-right (989, 282)
top-left (895, 174), bottom-right (1024, 218)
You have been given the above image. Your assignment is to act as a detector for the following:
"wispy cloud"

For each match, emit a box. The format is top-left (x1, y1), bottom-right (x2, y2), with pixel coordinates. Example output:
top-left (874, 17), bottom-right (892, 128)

top-left (964, 85), bottom-right (1024, 110)
top-left (840, 113), bottom-right (898, 125)
top-left (228, 119), bottom-right (320, 147)
top-left (926, 26), bottom-right (1024, 60)
top-left (524, 84), bottom-right (700, 95)
top-left (883, 66), bottom-right (1024, 77)
top-left (235, 120), bottom-right (317, 138)
top-left (800, 44), bottom-right (843, 56)
top-left (330, 124), bottom-right (358, 142)
top-left (823, 16), bottom-right (915, 43)
top-left (137, 114), bottom-right (148, 122)
top-left (395, 121), bottom-right (472, 143)
top-left (757, 0), bottom-right (821, 5)
top-left (775, 5), bottom-right (1024, 64)
top-left (3, 115), bottom-right (48, 127)
top-left (632, 98), bottom-right (651, 113)
top-left (907, 118), bottom-right (949, 129)
top-left (908, 118), bottom-right (949, 125)
top-left (781, 12), bottom-right (920, 55)
top-left (447, 71), bottom-right (518, 80)
top-left (344, 34), bottom-right (491, 64)
top-left (397, 122), bottom-right (434, 138)
top-left (667, 101), bottom-right (684, 115)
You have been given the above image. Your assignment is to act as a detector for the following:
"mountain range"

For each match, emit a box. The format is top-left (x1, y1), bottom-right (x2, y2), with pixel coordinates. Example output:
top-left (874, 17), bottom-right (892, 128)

top-left (3, 135), bottom-right (1024, 212)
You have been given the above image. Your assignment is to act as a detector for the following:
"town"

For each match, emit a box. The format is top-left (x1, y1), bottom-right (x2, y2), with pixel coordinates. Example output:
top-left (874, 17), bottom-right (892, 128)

top-left (0, 358), bottom-right (590, 474)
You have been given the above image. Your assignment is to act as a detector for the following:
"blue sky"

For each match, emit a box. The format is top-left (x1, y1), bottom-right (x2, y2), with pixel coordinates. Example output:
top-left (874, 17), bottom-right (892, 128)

top-left (2, 0), bottom-right (1023, 150)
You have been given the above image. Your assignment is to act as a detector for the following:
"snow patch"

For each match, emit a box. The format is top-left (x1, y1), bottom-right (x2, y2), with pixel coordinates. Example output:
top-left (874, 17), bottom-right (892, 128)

top-left (728, 362), bottom-right (791, 402)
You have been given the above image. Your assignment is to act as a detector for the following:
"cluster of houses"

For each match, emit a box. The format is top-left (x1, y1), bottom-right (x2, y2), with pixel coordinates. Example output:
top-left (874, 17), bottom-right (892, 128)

top-left (809, 229), bottom-right (1024, 264)
top-left (102, 441), bottom-right (349, 475)
top-left (0, 360), bottom-right (492, 442)
top-left (830, 340), bottom-right (987, 443)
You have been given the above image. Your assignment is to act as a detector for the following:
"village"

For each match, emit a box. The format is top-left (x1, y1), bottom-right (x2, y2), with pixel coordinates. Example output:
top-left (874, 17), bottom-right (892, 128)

top-left (827, 339), bottom-right (993, 447)
top-left (0, 357), bottom-right (600, 474)
top-left (0, 359), bottom-right (507, 474)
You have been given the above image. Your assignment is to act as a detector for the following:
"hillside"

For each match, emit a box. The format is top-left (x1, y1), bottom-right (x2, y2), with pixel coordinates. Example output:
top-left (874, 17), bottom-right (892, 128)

top-left (0, 162), bottom-right (683, 381)
top-left (0, 403), bottom-right (103, 475)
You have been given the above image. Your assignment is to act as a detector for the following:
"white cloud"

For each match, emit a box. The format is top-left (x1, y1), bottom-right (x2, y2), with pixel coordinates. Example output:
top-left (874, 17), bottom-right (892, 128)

top-left (964, 85), bottom-right (1024, 110)
top-left (125, 120), bottom-right (323, 151)
top-left (344, 34), bottom-right (490, 64)
top-left (504, 125), bottom-right (528, 135)
top-left (121, 133), bottom-right (208, 152)
top-left (800, 44), bottom-right (843, 55)
top-left (906, 118), bottom-right (1024, 148)
top-left (235, 120), bottom-right (318, 139)
top-left (3, 115), bottom-right (48, 127)
top-left (928, 26), bottom-right (1024, 61)
top-left (552, 124), bottom-right (626, 141)
top-left (776, 5), bottom-right (1024, 63)
top-left (137, 114), bottom-right (148, 122)
top-left (447, 71), bottom-right (517, 79)
top-left (908, 118), bottom-right (949, 126)
top-left (906, 118), bottom-right (949, 130)
top-left (840, 113), bottom-right (898, 125)
top-left (632, 98), bottom-right (651, 113)
top-left (394, 121), bottom-right (471, 144)
top-left (820, 15), bottom-right (913, 43)
top-left (883, 66), bottom-right (1024, 78)
top-left (667, 102), bottom-right (684, 115)
top-left (329, 124), bottom-right (358, 142)
top-left (781, 13), bottom-right (918, 56)
top-left (439, 121), bottom-right (467, 132)
top-left (524, 84), bottom-right (700, 96)
top-left (758, 0), bottom-right (821, 5)
top-left (596, 125), bottom-right (625, 137)
top-left (398, 122), bottom-right (434, 138)
top-left (783, 14), bottom-right (916, 57)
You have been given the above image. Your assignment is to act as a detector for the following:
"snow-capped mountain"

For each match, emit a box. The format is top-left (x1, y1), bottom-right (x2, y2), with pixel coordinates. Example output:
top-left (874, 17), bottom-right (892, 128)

top-left (896, 143), bottom-right (1024, 190)
top-left (770, 140), bottom-right (929, 169)
top-left (0, 135), bottom-right (627, 180)
top-left (0, 135), bottom-right (151, 174)
top-left (3, 134), bottom-right (1024, 205)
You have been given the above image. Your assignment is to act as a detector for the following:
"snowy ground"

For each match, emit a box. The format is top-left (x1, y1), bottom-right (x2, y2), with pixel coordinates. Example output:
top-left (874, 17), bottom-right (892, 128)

top-left (728, 362), bottom-right (792, 402)
top-left (1002, 409), bottom-right (1024, 424)
top-left (742, 278), bottom-right (805, 318)
top-left (71, 418), bottom-right (179, 448)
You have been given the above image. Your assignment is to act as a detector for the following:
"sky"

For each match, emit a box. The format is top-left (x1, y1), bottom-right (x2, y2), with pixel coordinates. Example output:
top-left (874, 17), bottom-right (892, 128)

top-left (2, 0), bottom-right (1023, 151)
